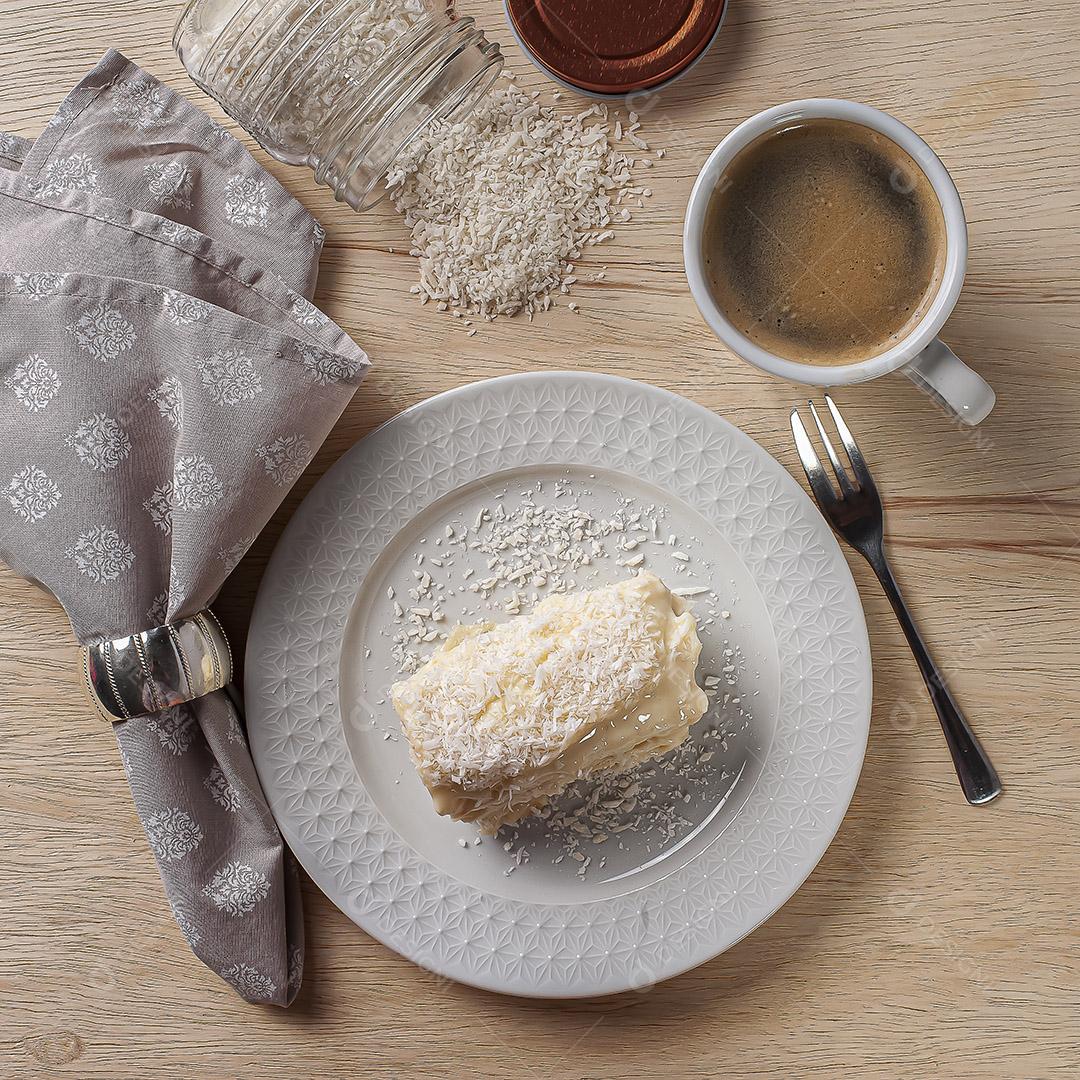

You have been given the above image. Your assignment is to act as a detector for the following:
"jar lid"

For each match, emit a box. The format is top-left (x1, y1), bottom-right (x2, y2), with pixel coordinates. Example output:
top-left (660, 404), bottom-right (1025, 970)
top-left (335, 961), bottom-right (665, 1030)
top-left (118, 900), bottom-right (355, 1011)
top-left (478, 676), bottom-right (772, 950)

top-left (505, 0), bottom-right (727, 96)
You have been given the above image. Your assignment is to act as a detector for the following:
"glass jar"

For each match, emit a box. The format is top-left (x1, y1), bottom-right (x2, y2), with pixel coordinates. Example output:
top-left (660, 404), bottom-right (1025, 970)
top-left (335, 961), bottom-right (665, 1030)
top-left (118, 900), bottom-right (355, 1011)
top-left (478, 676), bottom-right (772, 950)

top-left (174, 0), bottom-right (503, 209)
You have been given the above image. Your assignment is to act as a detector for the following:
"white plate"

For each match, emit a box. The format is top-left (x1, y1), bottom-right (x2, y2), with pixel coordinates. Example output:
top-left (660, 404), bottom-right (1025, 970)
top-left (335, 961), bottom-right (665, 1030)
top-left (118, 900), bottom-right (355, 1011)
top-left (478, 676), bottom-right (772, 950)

top-left (246, 373), bottom-right (872, 997)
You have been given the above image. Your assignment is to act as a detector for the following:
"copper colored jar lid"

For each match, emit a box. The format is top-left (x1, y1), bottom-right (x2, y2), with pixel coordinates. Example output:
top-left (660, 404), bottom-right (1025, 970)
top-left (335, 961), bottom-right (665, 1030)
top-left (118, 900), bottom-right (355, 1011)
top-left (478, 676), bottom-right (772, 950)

top-left (505, 0), bottom-right (727, 96)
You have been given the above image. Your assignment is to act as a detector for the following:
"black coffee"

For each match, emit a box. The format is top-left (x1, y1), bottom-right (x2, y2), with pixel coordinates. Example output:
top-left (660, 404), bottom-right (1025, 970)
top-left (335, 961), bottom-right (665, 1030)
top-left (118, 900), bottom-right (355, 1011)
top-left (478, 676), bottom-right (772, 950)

top-left (704, 117), bottom-right (946, 365)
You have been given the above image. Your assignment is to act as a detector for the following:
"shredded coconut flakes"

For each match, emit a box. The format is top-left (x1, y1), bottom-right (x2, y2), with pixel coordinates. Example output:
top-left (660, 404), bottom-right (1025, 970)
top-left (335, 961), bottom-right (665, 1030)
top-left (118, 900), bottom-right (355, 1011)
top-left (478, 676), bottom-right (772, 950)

top-left (387, 84), bottom-right (650, 318)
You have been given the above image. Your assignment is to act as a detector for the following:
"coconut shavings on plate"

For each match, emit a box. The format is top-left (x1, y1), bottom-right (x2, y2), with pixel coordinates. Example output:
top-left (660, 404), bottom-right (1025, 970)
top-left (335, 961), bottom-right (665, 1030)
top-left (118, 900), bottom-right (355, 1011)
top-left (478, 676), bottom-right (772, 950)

top-left (376, 477), bottom-right (761, 880)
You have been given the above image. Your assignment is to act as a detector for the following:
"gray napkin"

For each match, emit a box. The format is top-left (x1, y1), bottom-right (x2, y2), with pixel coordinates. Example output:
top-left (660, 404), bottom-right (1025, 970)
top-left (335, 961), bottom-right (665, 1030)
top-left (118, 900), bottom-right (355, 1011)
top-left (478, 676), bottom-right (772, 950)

top-left (0, 131), bottom-right (31, 172)
top-left (0, 54), bottom-right (368, 1005)
top-left (17, 50), bottom-right (323, 299)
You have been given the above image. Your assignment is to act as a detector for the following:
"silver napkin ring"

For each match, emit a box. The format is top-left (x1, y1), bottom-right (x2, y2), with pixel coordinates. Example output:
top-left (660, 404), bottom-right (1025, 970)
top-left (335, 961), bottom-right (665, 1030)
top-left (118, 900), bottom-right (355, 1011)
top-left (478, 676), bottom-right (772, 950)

top-left (83, 610), bottom-right (232, 722)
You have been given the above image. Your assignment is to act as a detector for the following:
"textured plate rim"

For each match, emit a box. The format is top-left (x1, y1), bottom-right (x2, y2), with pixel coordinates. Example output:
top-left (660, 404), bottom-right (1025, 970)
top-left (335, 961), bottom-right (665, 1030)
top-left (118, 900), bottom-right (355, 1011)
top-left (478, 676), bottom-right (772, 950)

top-left (245, 372), bottom-right (872, 998)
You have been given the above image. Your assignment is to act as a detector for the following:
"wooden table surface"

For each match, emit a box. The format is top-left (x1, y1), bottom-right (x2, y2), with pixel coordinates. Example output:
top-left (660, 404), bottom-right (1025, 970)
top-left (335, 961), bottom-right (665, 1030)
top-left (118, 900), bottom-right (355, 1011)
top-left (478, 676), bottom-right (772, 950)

top-left (1, 1), bottom-right (1078, 1076)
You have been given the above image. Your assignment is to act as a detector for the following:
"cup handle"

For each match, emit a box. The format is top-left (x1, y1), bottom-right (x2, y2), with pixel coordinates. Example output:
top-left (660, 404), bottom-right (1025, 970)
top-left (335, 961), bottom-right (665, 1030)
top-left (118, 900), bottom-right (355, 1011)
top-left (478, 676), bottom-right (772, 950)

top-left (901, 338), bottom-right (995, 426)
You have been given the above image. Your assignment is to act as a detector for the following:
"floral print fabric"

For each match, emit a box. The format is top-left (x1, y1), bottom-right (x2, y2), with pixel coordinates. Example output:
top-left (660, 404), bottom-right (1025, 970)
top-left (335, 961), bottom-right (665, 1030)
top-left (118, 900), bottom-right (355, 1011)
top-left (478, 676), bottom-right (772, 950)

top-left (18, 50), bottom-right (323, 300)
top-left (0, 54), bottom-right (369, 1007)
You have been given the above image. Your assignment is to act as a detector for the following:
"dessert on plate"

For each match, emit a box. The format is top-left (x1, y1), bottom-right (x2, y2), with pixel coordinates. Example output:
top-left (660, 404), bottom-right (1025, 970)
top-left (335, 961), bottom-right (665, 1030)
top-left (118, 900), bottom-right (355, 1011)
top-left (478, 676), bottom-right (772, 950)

top-left (390, 572), bottom-right (708, 833)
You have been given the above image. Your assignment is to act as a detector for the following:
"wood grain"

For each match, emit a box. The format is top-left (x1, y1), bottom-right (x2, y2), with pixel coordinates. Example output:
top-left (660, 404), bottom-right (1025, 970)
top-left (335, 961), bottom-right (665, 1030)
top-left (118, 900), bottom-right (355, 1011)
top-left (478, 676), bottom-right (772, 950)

top-left (1, 1), bottom-right (1078, 1077)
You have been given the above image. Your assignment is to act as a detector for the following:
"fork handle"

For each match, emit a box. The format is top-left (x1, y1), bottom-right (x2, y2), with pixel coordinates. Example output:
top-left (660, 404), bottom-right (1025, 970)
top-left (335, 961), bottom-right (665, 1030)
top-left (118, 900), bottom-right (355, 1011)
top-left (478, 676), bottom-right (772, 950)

top-left (866, 550), bottom-right (1002, 805)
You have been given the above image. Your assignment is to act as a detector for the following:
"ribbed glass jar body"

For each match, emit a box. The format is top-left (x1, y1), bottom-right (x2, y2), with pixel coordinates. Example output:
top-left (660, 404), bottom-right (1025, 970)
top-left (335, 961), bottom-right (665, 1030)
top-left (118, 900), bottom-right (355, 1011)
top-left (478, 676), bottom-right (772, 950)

top-left (174, 0), bottom-right (502, 209)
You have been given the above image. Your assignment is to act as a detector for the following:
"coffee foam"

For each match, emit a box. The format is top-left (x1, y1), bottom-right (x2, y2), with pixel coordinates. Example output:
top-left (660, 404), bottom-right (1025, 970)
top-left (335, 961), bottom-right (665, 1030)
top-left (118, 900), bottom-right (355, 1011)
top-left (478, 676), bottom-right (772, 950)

top-left (704, 118), bottom-right (946, 366)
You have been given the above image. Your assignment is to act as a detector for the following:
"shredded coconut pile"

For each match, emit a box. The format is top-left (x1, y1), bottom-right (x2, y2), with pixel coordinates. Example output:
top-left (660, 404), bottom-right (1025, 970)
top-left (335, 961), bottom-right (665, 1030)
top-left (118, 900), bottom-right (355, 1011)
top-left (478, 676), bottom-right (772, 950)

top-left (387, 82), bottom-right (650, 317)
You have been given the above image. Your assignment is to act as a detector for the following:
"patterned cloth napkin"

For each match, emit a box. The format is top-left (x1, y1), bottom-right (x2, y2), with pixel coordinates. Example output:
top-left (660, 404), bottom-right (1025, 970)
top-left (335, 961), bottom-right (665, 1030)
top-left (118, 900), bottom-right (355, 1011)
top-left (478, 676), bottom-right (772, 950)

top-left (0, 52), bottom-right (369, 1005)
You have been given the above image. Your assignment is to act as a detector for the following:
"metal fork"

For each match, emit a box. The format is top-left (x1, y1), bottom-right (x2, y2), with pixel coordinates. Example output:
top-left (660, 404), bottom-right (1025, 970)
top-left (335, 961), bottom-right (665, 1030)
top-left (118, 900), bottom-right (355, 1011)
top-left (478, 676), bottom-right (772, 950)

top-left (790, 395), bottom-right (1002, 805)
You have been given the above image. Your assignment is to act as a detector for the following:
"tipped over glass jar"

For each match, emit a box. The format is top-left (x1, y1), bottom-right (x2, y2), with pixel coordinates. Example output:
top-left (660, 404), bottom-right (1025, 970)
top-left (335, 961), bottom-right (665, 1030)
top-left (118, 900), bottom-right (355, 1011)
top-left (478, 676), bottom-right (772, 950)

top-left (174, 0), bottom-right (503, 210)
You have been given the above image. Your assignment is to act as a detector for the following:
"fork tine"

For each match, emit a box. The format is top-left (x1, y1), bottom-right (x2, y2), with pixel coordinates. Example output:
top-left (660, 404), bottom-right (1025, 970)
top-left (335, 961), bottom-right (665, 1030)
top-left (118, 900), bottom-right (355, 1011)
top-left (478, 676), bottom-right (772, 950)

top-left (824, 394), bottom-right (873, 488)
top-left (789, 408), bottom-right (839, 508)
top-left (808, 400), bottom-right (857, 498)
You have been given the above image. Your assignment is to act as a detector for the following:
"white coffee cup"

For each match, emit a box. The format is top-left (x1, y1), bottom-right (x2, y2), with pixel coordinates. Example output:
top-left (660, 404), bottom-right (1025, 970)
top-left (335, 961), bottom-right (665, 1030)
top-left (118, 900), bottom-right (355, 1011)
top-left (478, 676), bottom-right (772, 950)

top-left (683, 99), bottom-right (995, 425)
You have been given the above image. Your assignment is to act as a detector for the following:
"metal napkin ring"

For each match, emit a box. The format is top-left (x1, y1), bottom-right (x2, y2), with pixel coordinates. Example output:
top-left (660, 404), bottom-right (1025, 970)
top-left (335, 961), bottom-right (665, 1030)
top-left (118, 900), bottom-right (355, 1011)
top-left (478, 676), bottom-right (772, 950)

top-left (83, 610), bottom-right (232, 722)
